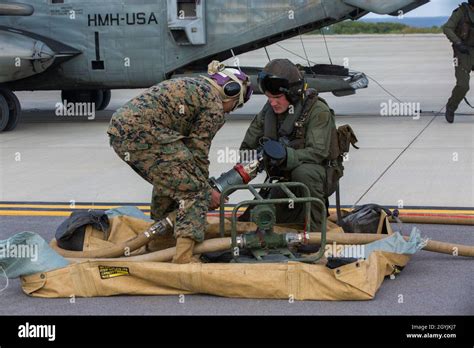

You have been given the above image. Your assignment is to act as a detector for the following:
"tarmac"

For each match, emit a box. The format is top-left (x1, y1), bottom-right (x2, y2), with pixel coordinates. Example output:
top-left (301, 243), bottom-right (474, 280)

top-left (0, 216), bottom-right (472, 316)
top-left (0, 34), bottom-right (473, 315)
top-left (1, 35), bottom-right (473, 207)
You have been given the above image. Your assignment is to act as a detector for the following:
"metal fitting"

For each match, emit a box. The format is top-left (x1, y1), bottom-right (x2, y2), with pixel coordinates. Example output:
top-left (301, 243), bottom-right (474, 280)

top-left (146, 217), bottom-right (174, 239)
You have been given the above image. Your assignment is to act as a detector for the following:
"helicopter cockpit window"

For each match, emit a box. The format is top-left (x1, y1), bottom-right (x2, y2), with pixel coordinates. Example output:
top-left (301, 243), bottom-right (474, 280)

top-left (168, 0), bottom-right (206, 45)
top-left (177, 0), bottom-right (197, 19)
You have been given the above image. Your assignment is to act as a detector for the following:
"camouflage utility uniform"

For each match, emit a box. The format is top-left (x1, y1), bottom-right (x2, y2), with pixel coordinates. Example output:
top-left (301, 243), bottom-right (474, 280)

top-left (107, 77), bottom-right (224, 242)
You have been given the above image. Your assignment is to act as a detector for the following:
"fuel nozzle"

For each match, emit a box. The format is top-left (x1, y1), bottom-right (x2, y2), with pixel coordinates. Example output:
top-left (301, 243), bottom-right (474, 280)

top-left (209, 149), bottom-right (264, 193)
top-left (143, 212), bottom-right (175, 239)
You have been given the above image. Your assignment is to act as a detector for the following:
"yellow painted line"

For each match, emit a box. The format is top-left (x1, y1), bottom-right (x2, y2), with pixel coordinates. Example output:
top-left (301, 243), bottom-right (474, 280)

top-left (1, 205), bottom-right (473, 217)
top-left (0, 204), bottom-right (237, 210)
top-left (0, 204), bottom-right (150, 209)
top-left (2, 210), bottom-right (474, 218)
top-left (0, 211), bottom-right (240, 217)
top-left (0, 205), bottom-right (244, 212)
top-left (0, 204), bottom-right (473, 215)
top-left (0, 210), bottom-right (153, 217)
top-left (0, 211), bottom-right (73, 217)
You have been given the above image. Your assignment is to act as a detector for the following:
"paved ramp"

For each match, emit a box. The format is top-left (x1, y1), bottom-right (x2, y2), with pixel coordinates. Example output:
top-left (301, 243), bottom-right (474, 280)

top-left (0, 214), bottom-right (472, 315)
top-left (0, 35), bottom-right (472, 316)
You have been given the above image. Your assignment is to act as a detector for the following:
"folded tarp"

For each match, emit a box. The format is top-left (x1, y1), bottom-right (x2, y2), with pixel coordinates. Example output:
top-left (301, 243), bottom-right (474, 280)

top-left (20, 250), bottom-right (410, 300)
top-left (5, 208), bottom-right (422, 300)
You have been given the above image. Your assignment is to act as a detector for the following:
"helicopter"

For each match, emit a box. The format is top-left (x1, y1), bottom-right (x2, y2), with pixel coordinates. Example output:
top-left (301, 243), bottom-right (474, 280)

top-left (0, 0), bottom-right (429, 131)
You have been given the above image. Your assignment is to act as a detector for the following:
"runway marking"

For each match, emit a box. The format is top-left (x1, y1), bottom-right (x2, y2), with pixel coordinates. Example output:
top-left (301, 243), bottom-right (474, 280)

top-left (0, 204), bottom-right (150, 210)
top-left (0, 211), bottom-right (73, 217)
top-left (1, 203), bottom-right (474, 217)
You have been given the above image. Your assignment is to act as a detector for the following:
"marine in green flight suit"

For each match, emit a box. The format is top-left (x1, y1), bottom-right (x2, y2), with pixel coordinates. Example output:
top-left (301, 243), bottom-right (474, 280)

top-left (444, 0), bottom-right (474, 123)
top-left (240, 59), bottom-right (339, 231)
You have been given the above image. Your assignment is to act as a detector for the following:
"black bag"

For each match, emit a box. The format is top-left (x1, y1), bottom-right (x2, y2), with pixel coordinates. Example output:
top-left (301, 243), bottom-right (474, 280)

top-left (337, 125), bottom-right (359, 154)
top-left (340, 204), bottom-right (392, 234)
top-left (324, 124), bottom-right (359, 197)
top-left (55, 210), bottom-right (109, 251)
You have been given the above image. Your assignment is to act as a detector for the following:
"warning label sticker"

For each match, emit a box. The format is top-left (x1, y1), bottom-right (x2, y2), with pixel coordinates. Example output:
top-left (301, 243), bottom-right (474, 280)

top-left (99, 266), bottom-right (130, 279)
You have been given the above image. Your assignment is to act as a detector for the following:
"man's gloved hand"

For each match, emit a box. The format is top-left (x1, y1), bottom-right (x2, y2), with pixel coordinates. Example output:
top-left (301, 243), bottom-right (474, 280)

top-left (454, 42), bottom-right (470, 54)
top-left (209, 189), bottom-right (228, 210)
top-left (263, 140), bottom-right (287, 167)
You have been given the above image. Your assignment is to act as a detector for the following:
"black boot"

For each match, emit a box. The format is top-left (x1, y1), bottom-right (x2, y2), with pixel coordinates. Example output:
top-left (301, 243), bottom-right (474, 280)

top-left (445, 106), bottom-right (455, 124)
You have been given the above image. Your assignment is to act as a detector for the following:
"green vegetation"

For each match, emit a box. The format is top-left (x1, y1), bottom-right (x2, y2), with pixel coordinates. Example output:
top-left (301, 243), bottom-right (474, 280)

top-left (312, 21), bottom-right (442, 35)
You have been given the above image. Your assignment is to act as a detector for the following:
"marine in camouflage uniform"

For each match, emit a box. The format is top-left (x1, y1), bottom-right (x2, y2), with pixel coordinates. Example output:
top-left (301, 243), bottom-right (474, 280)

top-left (240, 59), bottom-right (337, 231)
top-left (107, 61), bottom-right (252, 262)
top-left (444, 1), bottom-right (474, 123)
top-left (107, 77), bottom-right (223, 243)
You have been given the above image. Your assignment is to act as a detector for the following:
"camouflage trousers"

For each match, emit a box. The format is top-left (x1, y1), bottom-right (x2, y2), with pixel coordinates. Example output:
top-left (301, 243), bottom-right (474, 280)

top-left (109, 135), bottom-right (210, 242)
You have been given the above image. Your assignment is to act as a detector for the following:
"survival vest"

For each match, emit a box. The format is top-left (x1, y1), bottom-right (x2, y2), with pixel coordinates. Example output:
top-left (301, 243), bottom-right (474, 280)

top-left (456, 3), bottom-right (474, 46)
top-left (262, 89), bottom-right (359, 196)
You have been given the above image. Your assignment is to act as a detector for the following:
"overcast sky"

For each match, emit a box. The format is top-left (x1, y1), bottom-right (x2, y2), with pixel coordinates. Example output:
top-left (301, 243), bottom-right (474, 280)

top-left (365, 0), bottom-right (458, 18)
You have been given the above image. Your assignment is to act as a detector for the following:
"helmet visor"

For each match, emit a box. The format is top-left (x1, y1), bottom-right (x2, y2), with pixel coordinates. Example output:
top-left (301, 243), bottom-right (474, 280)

top-left (258, 72), bottom-right (290, 95)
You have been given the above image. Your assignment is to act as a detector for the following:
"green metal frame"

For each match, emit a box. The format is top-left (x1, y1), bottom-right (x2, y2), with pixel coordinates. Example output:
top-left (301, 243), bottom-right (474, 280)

top-left (219, 182), bottom-right (327, 264)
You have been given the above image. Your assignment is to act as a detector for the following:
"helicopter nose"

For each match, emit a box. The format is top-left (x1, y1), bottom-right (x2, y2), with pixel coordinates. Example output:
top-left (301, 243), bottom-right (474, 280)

top-left (0, 30), bottom-right (54, 83)
top-left (0, 2), bottom-right (34, 16)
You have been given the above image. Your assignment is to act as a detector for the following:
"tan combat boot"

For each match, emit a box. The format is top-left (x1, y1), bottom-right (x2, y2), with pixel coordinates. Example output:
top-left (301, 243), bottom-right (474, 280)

top-left (172, 237), bottom-right (196, 264)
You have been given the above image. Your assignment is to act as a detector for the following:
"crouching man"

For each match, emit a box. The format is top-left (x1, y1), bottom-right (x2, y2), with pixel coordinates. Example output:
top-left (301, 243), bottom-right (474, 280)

top-left (107, 61), bottom-right (252, 263)
top-left (240, 59), bottom-right (341, 231)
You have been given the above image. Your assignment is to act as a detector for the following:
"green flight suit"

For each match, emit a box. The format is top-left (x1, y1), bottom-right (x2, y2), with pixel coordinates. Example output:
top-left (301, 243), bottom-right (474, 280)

top-left (444, 3), bottom-right (474, 111)
top-left (240, 96), bottom-right (336, 231)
